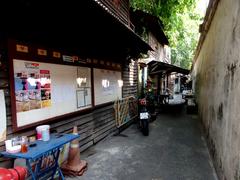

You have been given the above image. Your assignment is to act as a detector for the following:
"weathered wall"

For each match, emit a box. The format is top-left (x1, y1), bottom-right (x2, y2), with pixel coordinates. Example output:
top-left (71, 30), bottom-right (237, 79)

top-left (148, 32), bottom-right (167, 63)
top-left (98, 0), bottom-right (130, 28)
top-left (0, 40), bottom-right (138, 167)
top-left (193, 0), bottom-right (240, 179)
top-left (122, 59), bottom-right (138, 98)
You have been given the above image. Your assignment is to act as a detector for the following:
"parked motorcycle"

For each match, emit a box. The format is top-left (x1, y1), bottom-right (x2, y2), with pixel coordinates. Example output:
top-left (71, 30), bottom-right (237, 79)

top-left (146, 99), bottom-right (156, 122)
top-left (145, 88), bottom-right (157, 122)
top-left (138, 98), bottom-right (149, 136)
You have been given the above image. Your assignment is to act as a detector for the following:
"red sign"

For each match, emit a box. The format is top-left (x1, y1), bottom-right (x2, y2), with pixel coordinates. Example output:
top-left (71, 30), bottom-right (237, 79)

top-left (40, 70), bottom-right (50, 74)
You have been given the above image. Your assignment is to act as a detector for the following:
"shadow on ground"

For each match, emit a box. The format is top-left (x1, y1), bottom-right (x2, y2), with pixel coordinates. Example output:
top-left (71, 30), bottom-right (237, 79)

top-left (66, 104), bottom-right (217, 180)
top-left (159, 103), bottom-right (185, 115)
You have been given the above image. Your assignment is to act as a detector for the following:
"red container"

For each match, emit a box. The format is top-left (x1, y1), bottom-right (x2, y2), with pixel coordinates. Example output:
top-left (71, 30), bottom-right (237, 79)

top-left (14, 166), bottom-right (27, 180)
top-left (0, 167), bottom-right (27, 180)
top-left (0, 168), bottom-right (12, 180)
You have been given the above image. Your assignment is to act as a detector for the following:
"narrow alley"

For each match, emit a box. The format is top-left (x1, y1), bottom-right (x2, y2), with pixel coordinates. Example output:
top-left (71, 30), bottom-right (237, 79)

top-left (2, 0), bottom-right (239, 179)
top-left (67, 105), bottom-right (217, 180)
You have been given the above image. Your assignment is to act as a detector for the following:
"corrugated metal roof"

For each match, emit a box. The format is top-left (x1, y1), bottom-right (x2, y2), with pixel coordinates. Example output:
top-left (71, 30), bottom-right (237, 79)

top-left (148, 61), bottom-right (190, 75)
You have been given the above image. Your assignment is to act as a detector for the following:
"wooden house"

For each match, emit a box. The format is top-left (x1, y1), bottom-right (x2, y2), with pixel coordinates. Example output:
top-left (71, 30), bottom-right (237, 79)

top-left (130, 9), bottom-right (170, 64)
top-left (0, 0), bottom-right (151, 167)
top-left (130, 10), bottom-right (189, 98)
top-left (130, 10), bottom-right (169, 97)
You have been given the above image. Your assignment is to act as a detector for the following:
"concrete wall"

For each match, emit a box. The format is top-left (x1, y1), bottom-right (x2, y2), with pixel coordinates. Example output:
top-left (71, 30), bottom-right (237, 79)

top-left (193, 0), bottom-right (240, 179)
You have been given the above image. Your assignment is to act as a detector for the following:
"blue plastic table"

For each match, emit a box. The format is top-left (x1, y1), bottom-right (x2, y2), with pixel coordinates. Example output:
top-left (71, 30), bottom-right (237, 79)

top-left (1, 133), bottom-right (80, 180)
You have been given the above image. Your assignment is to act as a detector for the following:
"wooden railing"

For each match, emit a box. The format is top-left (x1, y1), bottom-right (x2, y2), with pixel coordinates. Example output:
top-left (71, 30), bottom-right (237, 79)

top-left (114, 96), bottom-right (138, 128)
top-left (94, 0), bottom-right (132, 29)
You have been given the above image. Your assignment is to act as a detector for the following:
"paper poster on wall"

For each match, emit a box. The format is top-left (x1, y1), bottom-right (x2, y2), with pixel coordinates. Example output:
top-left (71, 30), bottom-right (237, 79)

top-left (13, 59), bottom-right (92, 128)
top-left (76, 67), bottom-right (92, 108)
top-left (28, 90), bottom-right (41, 110)
top-left (85, 88), bottom-right (92, 106)
top-left (40, 70), bottom-right (51, 108)
top-left (0, 90), bottom-right (7, 142)
top-left (76, 90), bottom-right (85, 108)
top-left (15, 69), bottom-right (30, 112)
top-left (14, 62), bottom-right (51, 112)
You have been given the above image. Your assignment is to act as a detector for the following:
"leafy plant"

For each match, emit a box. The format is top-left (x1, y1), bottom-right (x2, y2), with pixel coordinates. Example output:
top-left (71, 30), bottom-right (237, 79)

top-left (130, 0), bottom-right (202, 69)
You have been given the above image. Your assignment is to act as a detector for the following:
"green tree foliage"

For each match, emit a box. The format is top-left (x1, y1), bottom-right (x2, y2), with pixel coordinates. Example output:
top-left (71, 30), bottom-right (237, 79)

top-left (130, 0), bottom-right (202, 69)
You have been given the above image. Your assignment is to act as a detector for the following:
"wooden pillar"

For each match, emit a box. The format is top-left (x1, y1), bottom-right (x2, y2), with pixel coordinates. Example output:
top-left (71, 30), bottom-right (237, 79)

top-left (166, 73), bottom-right (169, 89)
top-left (141, 67), bottom-right (145, 97)
top-left (157, 73), bottom-right (161, 96)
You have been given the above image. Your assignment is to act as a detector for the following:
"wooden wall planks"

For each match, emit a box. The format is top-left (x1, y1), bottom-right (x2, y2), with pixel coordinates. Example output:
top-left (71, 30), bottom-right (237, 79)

top-left (0, 50), bottom-right (138, 167)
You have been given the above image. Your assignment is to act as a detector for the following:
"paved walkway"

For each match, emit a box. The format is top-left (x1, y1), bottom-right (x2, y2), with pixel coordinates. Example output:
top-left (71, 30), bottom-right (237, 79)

top-left (168, 94), bottom-right (185, 105)
top-left (67, 106), bottom-right (218, 180)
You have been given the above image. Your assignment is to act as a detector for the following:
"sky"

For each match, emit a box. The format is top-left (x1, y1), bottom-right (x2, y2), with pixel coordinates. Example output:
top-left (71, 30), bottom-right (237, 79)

top-left (196, 0), bottom-right (210, 17)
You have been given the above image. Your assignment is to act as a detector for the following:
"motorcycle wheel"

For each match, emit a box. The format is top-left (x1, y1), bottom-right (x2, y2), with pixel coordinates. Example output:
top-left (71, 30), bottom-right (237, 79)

top-left (151, 113), bottom-right (157, 121)
top-left (142, 119), bottom-right (149, 136)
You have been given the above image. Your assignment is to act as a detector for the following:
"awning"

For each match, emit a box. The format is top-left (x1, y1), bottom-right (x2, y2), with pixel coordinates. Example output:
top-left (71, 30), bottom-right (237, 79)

top-left (148, 61), bottom-right (190, 75)
top-left (0, 0), bottom-right (152, 61)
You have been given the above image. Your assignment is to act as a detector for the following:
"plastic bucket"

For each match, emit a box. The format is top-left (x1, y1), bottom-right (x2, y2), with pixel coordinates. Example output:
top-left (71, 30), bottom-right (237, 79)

top-left (42, 128), bottom-right (50, 141)
top-left (36, 125), bottom-right (50, 140)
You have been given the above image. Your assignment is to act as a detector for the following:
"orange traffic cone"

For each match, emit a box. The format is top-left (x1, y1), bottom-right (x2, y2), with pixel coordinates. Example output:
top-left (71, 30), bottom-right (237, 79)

top-left (61, 126), bottom-right (87, 176)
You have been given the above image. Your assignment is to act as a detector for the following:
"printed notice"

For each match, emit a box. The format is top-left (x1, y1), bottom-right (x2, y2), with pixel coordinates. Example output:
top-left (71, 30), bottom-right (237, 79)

top-left (14, 63), bottom-right (52, 112)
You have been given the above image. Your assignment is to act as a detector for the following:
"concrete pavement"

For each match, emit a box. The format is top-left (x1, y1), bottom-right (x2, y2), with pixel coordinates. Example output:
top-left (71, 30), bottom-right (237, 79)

top-left (66, 106), bottom-right (218, 180)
